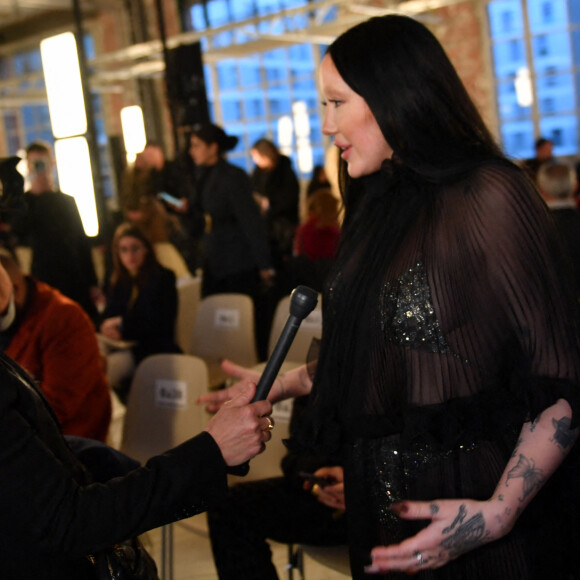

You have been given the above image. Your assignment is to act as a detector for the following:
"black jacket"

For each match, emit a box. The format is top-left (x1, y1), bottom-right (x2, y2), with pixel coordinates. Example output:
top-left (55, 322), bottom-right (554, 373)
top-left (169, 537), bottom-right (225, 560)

top-left (199, 158), bottom-right (270, 279)
top-left (0, 351), bottom-right (227, 579)
top-left (101, 265), bottom-right (181, 362)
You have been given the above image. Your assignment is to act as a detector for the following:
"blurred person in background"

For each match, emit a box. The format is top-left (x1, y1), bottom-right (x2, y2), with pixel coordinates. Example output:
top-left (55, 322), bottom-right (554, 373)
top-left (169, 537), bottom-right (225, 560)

top-left (9, 141), bottom-right (102, 324)
top-left (99, 222), bottom-right (180, 402)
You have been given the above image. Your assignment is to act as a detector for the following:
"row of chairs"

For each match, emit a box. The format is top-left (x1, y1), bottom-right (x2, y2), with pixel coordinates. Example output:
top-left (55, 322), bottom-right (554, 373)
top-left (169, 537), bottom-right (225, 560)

top-left (176, 278), bottom-right (323, 389)
top-left (119, 353), bottom-right (349, 580)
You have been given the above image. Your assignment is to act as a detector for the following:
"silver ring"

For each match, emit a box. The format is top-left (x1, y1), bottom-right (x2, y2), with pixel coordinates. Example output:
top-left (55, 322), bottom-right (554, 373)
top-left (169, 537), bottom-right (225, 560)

top-left (414, 551), bottom-right (424, 565)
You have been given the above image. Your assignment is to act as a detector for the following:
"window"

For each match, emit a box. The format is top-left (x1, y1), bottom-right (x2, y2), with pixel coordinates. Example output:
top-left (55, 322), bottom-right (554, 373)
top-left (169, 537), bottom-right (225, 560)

top-left (0, 39), bottom-right (116, 211)
top-left (487, 0), bottom-right (579, 158)
top-left (184, 0), bottom-right (329, 176)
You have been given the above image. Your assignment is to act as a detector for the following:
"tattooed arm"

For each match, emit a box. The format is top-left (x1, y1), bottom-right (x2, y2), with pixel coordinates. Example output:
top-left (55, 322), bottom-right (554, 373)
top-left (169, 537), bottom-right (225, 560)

top-left (364, 398), bottom-right (578, 574)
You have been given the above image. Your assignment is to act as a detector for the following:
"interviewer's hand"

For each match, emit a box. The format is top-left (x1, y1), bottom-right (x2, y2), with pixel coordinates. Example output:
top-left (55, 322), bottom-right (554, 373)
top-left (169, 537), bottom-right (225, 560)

top-left (205, 381), bottom-right (273, 466)
top-left (365, 498), bottom-right (511, 574)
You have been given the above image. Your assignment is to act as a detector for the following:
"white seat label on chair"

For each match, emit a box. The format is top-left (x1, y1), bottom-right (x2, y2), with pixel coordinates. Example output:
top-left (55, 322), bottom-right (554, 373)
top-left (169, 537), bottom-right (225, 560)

top-left (213, 308), bottom-right (240, 329)
top-left (155, 380), bottom-right (188, 409)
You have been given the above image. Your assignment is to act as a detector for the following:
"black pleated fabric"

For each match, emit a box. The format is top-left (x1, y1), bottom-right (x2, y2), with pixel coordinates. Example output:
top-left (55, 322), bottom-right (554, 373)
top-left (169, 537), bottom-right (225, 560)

top-left (291, 160), bottom-right (580, 579)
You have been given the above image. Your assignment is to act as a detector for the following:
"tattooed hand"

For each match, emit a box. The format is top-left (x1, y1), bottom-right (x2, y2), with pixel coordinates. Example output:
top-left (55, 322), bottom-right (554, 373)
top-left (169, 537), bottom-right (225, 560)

top-left (363, 498), bottom-right (508, 574)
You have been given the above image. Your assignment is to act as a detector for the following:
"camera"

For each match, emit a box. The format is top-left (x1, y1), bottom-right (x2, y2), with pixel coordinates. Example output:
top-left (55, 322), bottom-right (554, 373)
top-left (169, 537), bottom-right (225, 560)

top-left (33, 159), bottom-right (47, 174)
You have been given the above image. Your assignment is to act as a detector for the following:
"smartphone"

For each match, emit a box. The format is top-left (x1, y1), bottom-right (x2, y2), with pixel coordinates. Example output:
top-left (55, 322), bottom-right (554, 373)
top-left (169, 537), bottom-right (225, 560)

top-left (158, 191), bottom-right (185, 209)
top-left (33, 159), bottom-right (47, 174)
top-left (298, 471), bottom-right (337, 488)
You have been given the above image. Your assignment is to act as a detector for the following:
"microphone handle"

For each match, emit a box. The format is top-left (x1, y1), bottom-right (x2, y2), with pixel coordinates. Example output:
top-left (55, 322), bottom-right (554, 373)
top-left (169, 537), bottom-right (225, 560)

top-left (252, 315), bottom-right (301, 402)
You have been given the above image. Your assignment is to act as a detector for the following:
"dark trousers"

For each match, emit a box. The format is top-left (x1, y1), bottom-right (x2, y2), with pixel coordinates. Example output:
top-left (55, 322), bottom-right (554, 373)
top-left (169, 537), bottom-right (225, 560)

top-left (207, 476), bottom-right (347, 579)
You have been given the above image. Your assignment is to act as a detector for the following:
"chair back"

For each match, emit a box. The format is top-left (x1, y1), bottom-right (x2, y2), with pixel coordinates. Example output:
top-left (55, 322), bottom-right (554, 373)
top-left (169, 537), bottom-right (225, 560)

top-left (189, 293), bottom-right (258, 388)
top-left (154, 242), bottom-right (192, 280)
top-left (268, 293), bottom-right (322, 363)
top-left (175, 276), bottom-right (202, 353)
top-left (121, 354), bottom-right (209, 463)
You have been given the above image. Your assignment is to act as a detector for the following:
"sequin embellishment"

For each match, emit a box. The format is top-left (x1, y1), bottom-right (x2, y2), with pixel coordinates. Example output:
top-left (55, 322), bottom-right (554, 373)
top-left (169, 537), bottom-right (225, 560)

top-left (381, 260), bottom-right (450, 353)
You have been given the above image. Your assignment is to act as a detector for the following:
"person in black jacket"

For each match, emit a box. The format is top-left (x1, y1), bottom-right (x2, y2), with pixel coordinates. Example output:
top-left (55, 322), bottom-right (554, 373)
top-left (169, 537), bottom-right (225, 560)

top-left (100, 222), bottom-right (181, 400)
top-left (10, 141), bottom-right (102, 323)
top-left (250, 138), bottom-right (300, 269)
top-left (207, 395), bottom-right (347, 579)
top-left (0, 257), bottom-right (273, 579)
top-left (188, 124), bottom-right (272, 296)
top-left (189, 124), bottom-right (273, 359)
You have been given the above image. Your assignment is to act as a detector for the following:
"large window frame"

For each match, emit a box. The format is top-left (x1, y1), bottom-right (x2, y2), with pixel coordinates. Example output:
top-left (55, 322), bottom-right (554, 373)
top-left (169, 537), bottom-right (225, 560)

top-left (487, 0), bottom-right (580, 160)
top-left (181, 0), bottom-right (334, 176)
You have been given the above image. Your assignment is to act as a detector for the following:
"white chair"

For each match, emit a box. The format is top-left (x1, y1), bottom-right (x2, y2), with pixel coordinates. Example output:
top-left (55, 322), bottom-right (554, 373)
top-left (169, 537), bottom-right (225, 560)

top-left (175, 276), bottom-right (202, 353)
top-left (268, 293), bottom-right (322, 364)
top-left (189, 293), bottom-right (259, 389)
top-left (153, 242), bottom-right (192, 280)
top-left (14, 246), bottom-right (32, 274)
top-left (120, 353), bottom-right (211, 580)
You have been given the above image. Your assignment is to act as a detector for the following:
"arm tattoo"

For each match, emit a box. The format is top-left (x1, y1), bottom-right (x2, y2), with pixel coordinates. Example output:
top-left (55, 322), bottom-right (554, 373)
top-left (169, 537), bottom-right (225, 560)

top-left (506, 454), bottom-right (546, 502)
top-left (511, 438), bottom-right (523, 458)
top-left (440, 504), bottom-right (488, 557)
top-left (551, 416), bottom-right (574, 450)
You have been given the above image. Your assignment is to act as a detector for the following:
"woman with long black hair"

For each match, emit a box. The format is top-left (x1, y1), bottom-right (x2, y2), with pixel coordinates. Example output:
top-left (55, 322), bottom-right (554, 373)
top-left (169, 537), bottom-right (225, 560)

top-left (201, 15), bottom-right (580, 579)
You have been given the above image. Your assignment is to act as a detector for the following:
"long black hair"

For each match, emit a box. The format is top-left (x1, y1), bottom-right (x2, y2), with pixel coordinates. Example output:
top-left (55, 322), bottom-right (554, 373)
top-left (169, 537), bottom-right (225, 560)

top-left (328, 15), bottom-right (505, 209)
top-left (295, 16), bottom-right (509, 454)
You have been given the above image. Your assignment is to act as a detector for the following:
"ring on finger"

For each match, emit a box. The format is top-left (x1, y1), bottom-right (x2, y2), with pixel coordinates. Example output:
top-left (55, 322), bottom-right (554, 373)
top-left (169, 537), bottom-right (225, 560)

top-left (264, 416), bottom-right (275, 432)
top-left (414, 551), bottom-right (424, 566)
top-left (311, 483), bottom-right (321, 497)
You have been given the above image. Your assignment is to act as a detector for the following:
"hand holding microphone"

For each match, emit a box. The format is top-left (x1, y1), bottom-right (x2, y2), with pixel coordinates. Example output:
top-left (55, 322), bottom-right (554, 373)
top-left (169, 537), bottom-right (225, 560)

top-left (252, 285), bottom-right (318, 402)
top-left (227, 285), bottom-right (318, 475)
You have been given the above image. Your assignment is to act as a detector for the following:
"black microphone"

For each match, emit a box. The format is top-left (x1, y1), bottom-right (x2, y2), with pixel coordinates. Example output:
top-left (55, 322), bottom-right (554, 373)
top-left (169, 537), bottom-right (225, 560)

top-left (228, 286), bottom-right (318, 477)
top-left (252, 285), bottom-right (319, 402)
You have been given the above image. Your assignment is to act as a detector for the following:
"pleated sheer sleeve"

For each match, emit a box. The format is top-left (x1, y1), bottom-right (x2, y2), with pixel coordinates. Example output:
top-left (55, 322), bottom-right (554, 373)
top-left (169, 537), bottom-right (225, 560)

top-left (418, 162), bottom-right (580, 425)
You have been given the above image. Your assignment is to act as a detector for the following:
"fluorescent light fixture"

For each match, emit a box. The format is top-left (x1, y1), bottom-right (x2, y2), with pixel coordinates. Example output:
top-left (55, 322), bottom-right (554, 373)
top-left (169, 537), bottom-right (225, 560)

top-left (54, 137), bottom-right (99, 237)
top-left (515, 67), bottom-right (533, 107)
top-left (121, 105), bottom-right (147, 163)
top-left (40, 32), bottom-right (87, 139)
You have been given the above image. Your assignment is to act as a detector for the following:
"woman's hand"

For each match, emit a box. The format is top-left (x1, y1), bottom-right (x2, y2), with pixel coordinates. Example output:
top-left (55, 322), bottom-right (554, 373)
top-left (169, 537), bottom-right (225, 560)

top-left (205, 381), bottom-right (273, 466)
top-left (305, 466), bottom-right (345, 510)
top-left (100, 316), bottom-right (122, 340)
top-left (197, 360), bottom-right (262, 413)
top-left (365, 497), bottom-right (513, 574)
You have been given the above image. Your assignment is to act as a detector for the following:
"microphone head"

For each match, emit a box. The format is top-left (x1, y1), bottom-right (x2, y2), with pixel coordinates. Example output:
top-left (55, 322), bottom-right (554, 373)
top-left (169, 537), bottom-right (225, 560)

top-left (289, 285), bottom-right (318, 320)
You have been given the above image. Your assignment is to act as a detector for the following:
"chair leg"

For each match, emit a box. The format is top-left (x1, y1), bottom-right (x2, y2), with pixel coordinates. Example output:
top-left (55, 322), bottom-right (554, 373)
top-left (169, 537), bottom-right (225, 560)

top-left (160, 524), bottom-right (173, 580)
top-left (287, 544), bottom-right (305, 580)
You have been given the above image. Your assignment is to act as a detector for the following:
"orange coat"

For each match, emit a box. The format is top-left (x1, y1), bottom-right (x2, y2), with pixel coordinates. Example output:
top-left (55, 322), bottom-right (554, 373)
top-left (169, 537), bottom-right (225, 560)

top-left (5, 279), bottom-right (111, 441)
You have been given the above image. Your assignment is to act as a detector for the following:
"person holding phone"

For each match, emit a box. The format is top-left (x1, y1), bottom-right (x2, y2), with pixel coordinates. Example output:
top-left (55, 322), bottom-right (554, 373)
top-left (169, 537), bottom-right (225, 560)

top-left (206, 395), bottom-right (347, 579)
top-left (8, 141), bottom-right (103, 324)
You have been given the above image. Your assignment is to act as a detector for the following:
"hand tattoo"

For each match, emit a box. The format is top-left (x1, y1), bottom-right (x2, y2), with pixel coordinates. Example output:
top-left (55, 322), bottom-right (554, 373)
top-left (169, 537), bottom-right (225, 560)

top-left (430, 503), bottom-right (439, 515)
top-left (552, 417), bottom-right (574, 450)
top-left (440, 504), bottom-right (487, 557)
top-left (506, 454), bottom-right (545, 502)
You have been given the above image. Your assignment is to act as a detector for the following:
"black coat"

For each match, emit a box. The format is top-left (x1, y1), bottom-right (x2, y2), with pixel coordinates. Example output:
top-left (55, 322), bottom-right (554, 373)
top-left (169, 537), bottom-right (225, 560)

top-left (102, 265), bottom-right (181, 362)
top-left (0, 351), bottom-right (227, 579)
top-left (199, 158), bottom-right (270, 279)
top-left (11, 190), bottom-right (97, 316)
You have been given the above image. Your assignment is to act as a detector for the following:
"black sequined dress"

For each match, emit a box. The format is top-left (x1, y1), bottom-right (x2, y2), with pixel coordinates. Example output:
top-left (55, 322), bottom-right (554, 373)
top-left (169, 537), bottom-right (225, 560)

top-left (293, 161), bottom-right (580, 579)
